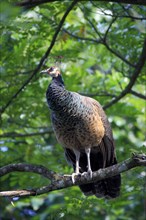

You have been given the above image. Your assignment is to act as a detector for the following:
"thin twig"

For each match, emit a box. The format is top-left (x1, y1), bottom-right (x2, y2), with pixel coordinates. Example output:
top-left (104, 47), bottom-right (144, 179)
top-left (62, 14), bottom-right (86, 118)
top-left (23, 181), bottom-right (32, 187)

top-left (90, 0), bottom-right (146, 6)
top-left (130, 90), bottom-right (146, 100)
top-left (79, 92), bottom-right (116, 98)
top-left (64, 29), bottom-right (135, 67)
top-left (63, 29), bottom-right (102, 44)
top-left (80, 6), bottom-right (102, 40)
top-left (0, 129), bottom-right (53, 138)
top-left (104, 39), bottom-right (146, 110)
top-left (103, 17), bottom-right (117, 42)
top-left (95, 7), bottom-right (146, 20)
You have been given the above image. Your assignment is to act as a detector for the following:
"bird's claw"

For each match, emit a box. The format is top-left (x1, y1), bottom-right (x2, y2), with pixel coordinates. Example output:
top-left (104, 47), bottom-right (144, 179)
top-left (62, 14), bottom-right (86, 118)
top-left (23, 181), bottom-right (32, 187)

top-left (88, 169), bottom-right (93, 178)
top-left (71, 172), bottom-right (81, 183)
top-left (81, 170), bottom-right (92, 180)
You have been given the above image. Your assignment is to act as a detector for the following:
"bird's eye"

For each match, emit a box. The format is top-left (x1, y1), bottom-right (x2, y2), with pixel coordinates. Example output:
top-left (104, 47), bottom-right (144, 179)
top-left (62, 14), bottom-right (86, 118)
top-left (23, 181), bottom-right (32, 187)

top-left (49, 67), bottom-right (53, 72)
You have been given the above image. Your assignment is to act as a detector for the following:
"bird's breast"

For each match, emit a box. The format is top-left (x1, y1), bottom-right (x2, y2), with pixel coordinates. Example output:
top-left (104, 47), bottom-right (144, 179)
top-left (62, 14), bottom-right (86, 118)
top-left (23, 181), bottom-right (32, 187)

top-left (52, 109), bottom-right (105, 151)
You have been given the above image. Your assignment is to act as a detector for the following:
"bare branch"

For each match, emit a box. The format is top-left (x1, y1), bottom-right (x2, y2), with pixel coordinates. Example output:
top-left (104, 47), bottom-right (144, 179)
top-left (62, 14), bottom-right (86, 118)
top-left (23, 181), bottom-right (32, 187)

top-left (96, 7), bottom-right (146, 20)
top-left (90, 0), bottom-right (146, 6)
top-left (130, 90), bottom-right (146, 100)
top-left (0, 163), bottom-right (56, 179)
top-left (103, 17), bottom-right (117, 42)
top-left (0, 0), bottom-right (78, 116)
top-left (0, 153), bottom-right (145, 198)
top-left (63, 29), bottom-right (102, 44)
top-left (0, 190), bottom-right (36, 197)
top-left (79, 91), bottom-right (116, 98)
top-left (15, 0), bottom-right (57, 9)
top-left (15, 0), bottom-right (146, 9)
top-left (104, 42), bottom-right (136, 67)
top-left (104, 38), bottom-right (146, 109)
top-left (0, 129), bottom-right (53, 138)
top-left (79, 7), bottom-right (102, 40)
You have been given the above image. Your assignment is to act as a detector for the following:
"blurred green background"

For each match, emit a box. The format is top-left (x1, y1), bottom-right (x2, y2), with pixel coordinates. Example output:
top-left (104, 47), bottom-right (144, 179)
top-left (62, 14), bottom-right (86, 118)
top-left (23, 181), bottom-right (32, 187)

top-left (0, 1), bottom-right (146, 219)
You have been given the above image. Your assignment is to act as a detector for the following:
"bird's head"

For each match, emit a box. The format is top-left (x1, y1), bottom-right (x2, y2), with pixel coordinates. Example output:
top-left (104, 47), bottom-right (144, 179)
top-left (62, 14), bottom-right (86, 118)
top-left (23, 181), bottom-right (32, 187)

top-left (41, 66), bottom-right (61, 78)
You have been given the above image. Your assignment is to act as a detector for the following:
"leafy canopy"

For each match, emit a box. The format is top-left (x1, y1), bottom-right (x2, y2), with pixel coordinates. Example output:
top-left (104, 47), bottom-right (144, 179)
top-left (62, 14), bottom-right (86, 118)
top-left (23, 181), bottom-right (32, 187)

top-left (0, 1), bottom-right (146, 219)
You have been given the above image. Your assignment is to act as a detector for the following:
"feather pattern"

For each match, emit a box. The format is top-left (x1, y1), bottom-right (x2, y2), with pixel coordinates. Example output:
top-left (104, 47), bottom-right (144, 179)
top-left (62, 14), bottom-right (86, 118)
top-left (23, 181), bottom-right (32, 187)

top-left (45, 68), bottom-right (121, 198)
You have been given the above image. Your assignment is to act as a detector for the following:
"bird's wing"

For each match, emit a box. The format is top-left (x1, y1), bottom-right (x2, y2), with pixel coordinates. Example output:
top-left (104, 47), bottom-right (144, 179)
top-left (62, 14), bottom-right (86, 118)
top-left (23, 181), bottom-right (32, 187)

top-left (64, 95), bottom-right (121, 198)
top-left (83, 96), bottom-right (114, 141)
top-left (82, 96), bottom-right (116, 166)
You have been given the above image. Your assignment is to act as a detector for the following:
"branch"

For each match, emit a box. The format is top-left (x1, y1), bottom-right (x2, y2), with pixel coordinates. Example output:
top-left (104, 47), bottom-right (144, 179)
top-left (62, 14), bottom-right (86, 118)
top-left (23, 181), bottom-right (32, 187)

top-left (63, 29), bottom-right (102, 44)
top-left (0, 163), bottom-right (56, 179)
top-left (79, 4), bottom-right (139, 68)
top-left (64, 29), bottom-right (135, 67)
top-left (103, 42), bottom-right (135, 67)
top-left (64, 31), bottom-right (146, 105)
top-left (15, 0), bottom-right (146, 9)
top-left (97, 7), bottom-right (146, 20)
top-left (130, 90), bottom-right (146, 100)
top-left (93, 0), bottom-right (146, 6)
top-left (16, 0), bottom-right (55, 9)
top-left (104, 38), bottom-right (146, 109)
top-left (79, 91), bottom-right (116, 98)
top-left (103, 17), bottom-right (117, 42)
top-left (0, 0), bottom-right (78, 115)
top-left (0, 129), bottom-right (53, 138)
top-left (83, 13), bottom-right (102, 40)
top-left (0, 153), bottom-right (146, 198)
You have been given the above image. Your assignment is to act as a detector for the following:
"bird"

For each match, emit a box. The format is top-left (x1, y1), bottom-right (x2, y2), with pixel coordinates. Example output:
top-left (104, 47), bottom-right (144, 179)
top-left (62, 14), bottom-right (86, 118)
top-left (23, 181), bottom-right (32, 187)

top-left (41, 66), bottom-right (121, 199)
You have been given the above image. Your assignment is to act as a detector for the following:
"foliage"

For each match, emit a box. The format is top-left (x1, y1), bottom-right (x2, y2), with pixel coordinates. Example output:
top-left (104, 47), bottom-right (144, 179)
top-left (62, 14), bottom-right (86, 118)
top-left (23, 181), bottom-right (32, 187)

top-left (0, 1), bottom-right (146, 219)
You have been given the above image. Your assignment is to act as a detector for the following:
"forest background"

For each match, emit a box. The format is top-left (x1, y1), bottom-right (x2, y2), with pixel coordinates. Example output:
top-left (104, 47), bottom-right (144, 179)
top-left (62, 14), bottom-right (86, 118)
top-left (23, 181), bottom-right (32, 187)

top-left (0, 0), bottom-right (146, 219)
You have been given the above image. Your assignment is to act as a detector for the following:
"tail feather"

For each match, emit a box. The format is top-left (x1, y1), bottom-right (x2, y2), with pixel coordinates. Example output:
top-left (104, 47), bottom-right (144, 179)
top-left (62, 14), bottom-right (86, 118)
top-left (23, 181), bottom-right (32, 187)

top-left (65, 145), bottom-right (121, 199)
top-left (79, 159), bottom-right (121, 199)
top-left (94, 174), bottom-right (121, 199)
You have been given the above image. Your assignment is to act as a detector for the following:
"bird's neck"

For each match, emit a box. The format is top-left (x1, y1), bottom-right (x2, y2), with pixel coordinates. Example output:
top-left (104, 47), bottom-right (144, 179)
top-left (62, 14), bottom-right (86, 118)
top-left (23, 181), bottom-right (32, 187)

top-left (52, 74), bottom-right (64, 86)
top-left (46, 75), bottom-right (70, 111)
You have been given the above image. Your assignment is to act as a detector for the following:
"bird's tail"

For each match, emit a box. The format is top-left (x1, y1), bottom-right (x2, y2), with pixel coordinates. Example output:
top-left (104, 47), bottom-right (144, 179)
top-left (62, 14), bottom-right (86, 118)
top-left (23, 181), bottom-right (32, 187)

top-left (79, 173), bottom-right (121, 199)
top-left (95, 174), bottom-right (121, 198)
top-left (79, 156), bottom-right (121, 199)
top-left (65, 147), bottom-right (121, 199)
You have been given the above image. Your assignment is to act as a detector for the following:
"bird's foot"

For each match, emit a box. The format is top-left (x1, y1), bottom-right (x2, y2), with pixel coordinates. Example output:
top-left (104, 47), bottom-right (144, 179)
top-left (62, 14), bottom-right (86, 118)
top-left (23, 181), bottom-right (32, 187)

top-left (82, 169), bottom-right (93, 180)
top-left (71, 172), bottom-right (81, 184)
top-left (87, 169), bottom-right (93, 178)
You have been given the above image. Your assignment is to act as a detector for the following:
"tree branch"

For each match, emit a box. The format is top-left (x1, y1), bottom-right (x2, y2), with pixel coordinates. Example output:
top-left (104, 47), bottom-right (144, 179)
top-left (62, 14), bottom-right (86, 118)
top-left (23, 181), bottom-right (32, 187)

top-left (0, 153), bottom-right (145, 198)
top-left (16, 0), bottom-right (55, 9)
top-left (79, 91), bottom-right (116, 98)
top-left (103, 17), bottom-right (117, 42)
top-left (63, 30), bottom-right (146, 104)
top-left (96, 6), bottom-right (146, 20)
top-left (0, 163), bottom-right (56, 179)
top-left (63, 29), bottom-right (102, 44)
top-left (104, 38), bottom-right (146, 109)
top-left (0, 0), bottom-right (78, 116)
top-left (130, 90), bottom-right (146, 100)
top-left (103, 42), bottom-right (135, 67)
top-left (94, 0), bottom-right (146, 6)
top-left (64, 29), bottom-right (135, 67)
top-left (0, 129), bottom-right (53, 138)
top-left (15, 0), bottom-right (146, 9)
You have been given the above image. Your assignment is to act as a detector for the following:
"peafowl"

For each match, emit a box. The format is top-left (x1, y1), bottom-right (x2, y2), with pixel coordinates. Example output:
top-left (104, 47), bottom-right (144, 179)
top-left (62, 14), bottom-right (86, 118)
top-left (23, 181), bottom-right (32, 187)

top-left (41, 66), bottom-right (121, 199)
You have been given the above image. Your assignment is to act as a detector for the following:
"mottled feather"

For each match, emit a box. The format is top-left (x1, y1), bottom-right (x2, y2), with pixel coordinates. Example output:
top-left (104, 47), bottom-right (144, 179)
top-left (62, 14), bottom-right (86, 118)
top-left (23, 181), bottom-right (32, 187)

top-left (44, 66), bottom-right (121, 198)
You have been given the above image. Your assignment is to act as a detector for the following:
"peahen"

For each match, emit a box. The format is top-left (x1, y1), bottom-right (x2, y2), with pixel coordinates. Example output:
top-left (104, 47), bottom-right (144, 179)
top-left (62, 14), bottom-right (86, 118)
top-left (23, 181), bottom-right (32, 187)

top-left (41, 66), bottom-right (121, 199)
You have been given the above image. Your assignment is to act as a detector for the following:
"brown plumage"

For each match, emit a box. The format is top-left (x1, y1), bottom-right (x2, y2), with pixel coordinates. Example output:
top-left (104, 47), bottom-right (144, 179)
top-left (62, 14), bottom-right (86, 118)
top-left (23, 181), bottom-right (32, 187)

top-left (42, 66), bottom-right (121, 199)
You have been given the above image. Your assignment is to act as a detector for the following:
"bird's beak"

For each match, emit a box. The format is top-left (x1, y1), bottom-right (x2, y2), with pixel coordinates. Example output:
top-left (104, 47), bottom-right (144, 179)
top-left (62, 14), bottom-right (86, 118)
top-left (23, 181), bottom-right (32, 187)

top-left (41, 69), bottom-right (48, 74)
